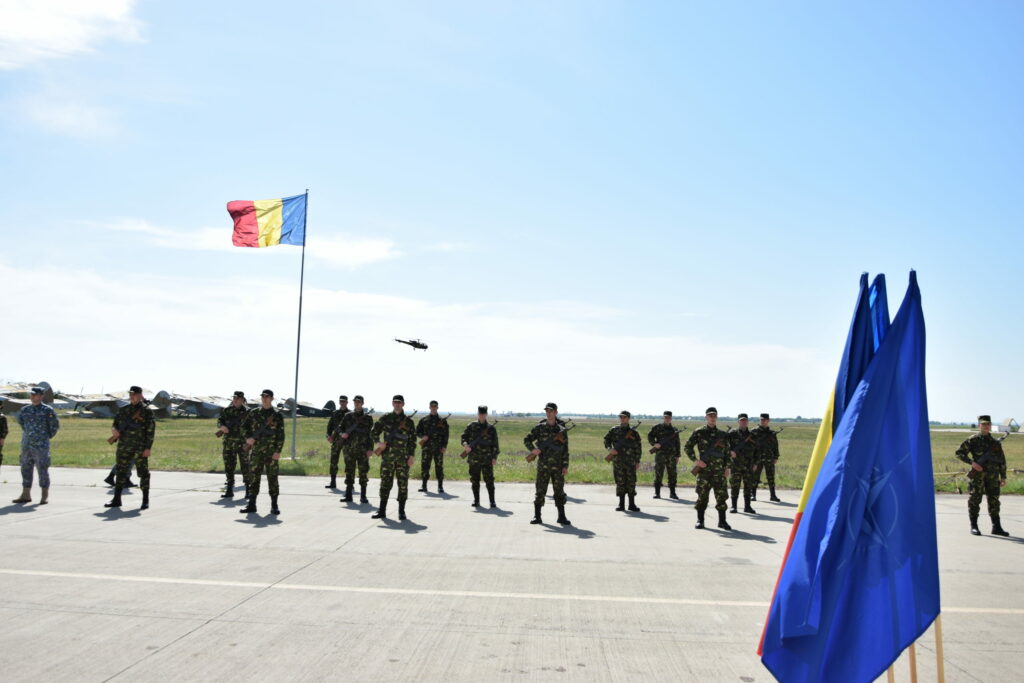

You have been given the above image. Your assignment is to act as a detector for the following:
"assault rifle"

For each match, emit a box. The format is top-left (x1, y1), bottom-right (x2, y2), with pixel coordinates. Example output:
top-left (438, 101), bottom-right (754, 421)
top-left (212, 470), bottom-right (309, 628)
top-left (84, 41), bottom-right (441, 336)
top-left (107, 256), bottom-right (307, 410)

top-left (107, 403), bottom-right (148, 444)
top-left (215, 412), bottom-right (244, 439)
top-left (461, 419), bottom-right (498, 456)
top-left (649, 425), bottom-right (688, 454)
top-left (374, 410), bottom-right (418, 455)
top-left (420, 413), bottom-right (452, 446)
top-left (243, 413), bottom-right (279, 453)
top-left (606, 421), bottom-right (642, 462)
top-left (967, 432), bottom-right (1010, 480)
top-left (689, 427), bottom-right (733, 476)
top-left (526, 420), bottom-right (576, 462)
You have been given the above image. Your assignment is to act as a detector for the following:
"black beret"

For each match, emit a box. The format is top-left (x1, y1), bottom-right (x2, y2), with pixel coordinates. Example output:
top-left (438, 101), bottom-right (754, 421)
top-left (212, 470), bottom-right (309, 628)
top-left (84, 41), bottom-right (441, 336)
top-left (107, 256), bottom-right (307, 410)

top-left (663, 411), bottom-right (672, 417)
top-left (354, 395), bottom-right (364, 402)
top-left (478, 405), bottom-right (488, 413)
top-left (261, 389), bottom-right (274, 398)
top-left (233, 391), bottom-right (245, 399)
top-left (392, 394), bottom-right (404, 402)
top-left (737, 413), bottom-right (749, 420)
top-left (760, 413), bottom-right (770, 420)
top-left (129, 385), bottom-right (143, 394)
top-left (545, 402), bottom-right (558, 411)
top-left (978, 415), bottom-right (992, 424)
top-left (430, 400), bottom-right (439, 406)
top-left (339, 395), bottom-right (348, 401)
top-left (705, 406), bottom-right (717, 416)
top-left (619, 410), bottom-right (631, 418)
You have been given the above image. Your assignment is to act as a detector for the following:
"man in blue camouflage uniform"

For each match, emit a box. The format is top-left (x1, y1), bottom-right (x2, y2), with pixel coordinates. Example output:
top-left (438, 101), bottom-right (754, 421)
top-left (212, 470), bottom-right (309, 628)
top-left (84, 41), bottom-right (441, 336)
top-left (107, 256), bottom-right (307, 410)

top-left (417, 400), bottom-right (450, 493)
top-left (240, 389), bottom-right (285, 515)
top-left (647, 411), bottom-right (682, 500)
top-left (684, 407), bottom-right (735, 531)
top-left (956, 415), bottom-right (1010, 537)
top-left (524, 402), bottom-right (572, 526)
top-left (338, 395), bottom-right (373, 504)
top-left (371, 394), bottom-right (417, 520)
top-left (11, 387), bottom-right (60, 505)
top-left (728, 413), bottom-right (758, 515)
top-left (216, 391), bottom-right (250, 499)
top-left (460, 405), bottom-right (499, 508)
top-left (604, 410), bottom-right (642, 512)
top-left (104, 386), bottom-right (154, 510)
top-left (324, 395), bottom-right (350, 490)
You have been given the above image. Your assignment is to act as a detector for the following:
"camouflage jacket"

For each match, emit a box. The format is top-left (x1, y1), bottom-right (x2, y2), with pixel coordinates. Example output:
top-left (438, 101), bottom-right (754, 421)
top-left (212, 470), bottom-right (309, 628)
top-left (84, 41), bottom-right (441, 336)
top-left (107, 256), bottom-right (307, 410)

top-left (244, 407), bottom-right (285, 453)
top-left (417, 414), bottom-right (451, 450)
top-left (683, 425), bottom-right (732, 462)
top-left (111, 402), bottom-right (154, 450)
top-left (752, 425), bottom-right (780, 461)
top-left (729, 428), bottom-right (758, 460)
top-left (372, 411), bottom-right (417, 456)
top-left (217, 404), bottom-right (248, 440)
top-left (339, 410), bottom-right (374, 450)
top-left (604, 425), bottom-right (642, 463)
top-left (461, 420), bottom-right (500, 457)
top-left (18, 403), bottom-right (61, 450)
top-left (326, 407), bottom-right (350, 438)
top-left (956, 433), bottom-right (1007, 478)
top-left (524, 419), bottom-right (571, 469)
top-left (647, 423), bottom-right (682, 456)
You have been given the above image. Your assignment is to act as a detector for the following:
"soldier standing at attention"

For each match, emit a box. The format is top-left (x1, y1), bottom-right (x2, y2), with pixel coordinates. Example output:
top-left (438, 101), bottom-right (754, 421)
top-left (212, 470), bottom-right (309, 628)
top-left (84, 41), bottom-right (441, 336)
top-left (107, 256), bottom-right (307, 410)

top-left (956, 415), bottom-right (1009, 537)
top-left (240, 389), bottom-right (285, 515)
top-left (325, 395), bottom-right (350, 490)
top-left (338, 395), bottom-right (373, 504)
top-left (751, 412), bottom-right (782, 502)
top-left (417, 400), bottom-right (450, 493)
top-left (216, 391), bottom-right (250, 500)
top-left (647, 411), bottom-right (681, 499)
top-left (684, 407), bottom-right (735, 531)
top-left (728, 413), bottom-right (758, 514)
top-left (371, 395), bottom-right (416, 520)
top-left (11, 387), bottom-right (60, 505)
top-left (604, 410), bottom-right (642, 512)
top-left (460, 405), bottom-right (499, 508)
top-left (524, 402), bottom-right (572, 526)
top-left (104, 386), bottom-right (154, 510)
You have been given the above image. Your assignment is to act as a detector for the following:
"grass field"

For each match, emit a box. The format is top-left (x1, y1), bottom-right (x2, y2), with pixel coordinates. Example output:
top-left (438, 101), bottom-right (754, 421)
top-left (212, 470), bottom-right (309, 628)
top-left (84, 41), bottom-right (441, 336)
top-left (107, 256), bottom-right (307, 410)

top-left (2, 416), bottom-right (1021, 494)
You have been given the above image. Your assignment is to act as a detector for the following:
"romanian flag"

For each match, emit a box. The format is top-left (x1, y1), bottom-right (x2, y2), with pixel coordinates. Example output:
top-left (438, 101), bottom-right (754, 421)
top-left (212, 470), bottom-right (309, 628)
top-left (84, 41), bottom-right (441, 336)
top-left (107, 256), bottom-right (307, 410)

top-left (227, 193), bottom-right (307, 248)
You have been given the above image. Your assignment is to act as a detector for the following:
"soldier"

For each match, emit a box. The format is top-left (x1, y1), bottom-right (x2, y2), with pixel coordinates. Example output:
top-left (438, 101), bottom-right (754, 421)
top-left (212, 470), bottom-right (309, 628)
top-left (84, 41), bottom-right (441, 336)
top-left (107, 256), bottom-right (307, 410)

top-left (240, 389), bottom-right (285, 515)
top-left (417, 400), bottom-right (450, 493)
top-left (647, 411), bottom-right (682, 499)
top-left (728, 413), bottom-right (758, 514)
top-left (524, 402), bottom-right (572, 526)
top-left (371, 395), bottom-right (416, 520)
top-left (0, 409), bottom-right (7, 472)
top-left (104, 386), bottom-right (154, 510)
top-left (604, 410), bottom-right (642, 512)
top-left (324, 395), bottom-right (350, 489)
top-left (956, 415), bottom-right (1009, 536)
top-left (751, 412), bottom-right (782, 502)
top-left (11, 387), bottom-right (60, 505)
top-left (460, 405), bottom-right (499, 508)
top-left (216, 391), bottom-right (250, 499)
top-left (684, 407), bottom-right (735, 530)
top-left (338, 395), bottom-right (374, 504)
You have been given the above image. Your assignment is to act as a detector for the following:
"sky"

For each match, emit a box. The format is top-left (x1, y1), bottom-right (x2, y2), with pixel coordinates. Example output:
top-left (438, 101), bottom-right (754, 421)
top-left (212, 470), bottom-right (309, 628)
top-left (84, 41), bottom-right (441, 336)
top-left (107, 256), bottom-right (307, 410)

top-left (1, 1), bottom-right (1021, 421)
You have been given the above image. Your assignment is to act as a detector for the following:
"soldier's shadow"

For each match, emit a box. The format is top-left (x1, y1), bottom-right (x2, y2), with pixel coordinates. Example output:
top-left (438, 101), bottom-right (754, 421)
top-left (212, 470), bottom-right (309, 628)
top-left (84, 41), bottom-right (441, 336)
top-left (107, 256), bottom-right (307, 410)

top-left (661, 497), bottom-right (695, 505)
top-left (710, 528), bottom-right (777, 543)
top-left (424, 491), bottom-right (458, 500)
top-left (764, 500), bottom-right (797, 508)
top-left (94, 508), bottom-right (142, 521)
top-left (0, 504), bottom-right (37, 515)
top-left (626, 510), bottom-right (670, 523)
top-left (749, 513), bottom-right (795, 524)
top-left (475, 506), bottom-right (513, 518)
top-left (542, 523), bottom-right (595, 540)
top-left (990, 535), bottom-right (1024, 545)
top-left (380, 518), bottom-right (427, 534)
top-left (554, 495), bottom-right (587, 504)
top-left (209, 497), bottom-right (244, 508)
top-left (342, 501), bottom-right (375, 513)
top-left (235, 513), bottom-right (283, 528)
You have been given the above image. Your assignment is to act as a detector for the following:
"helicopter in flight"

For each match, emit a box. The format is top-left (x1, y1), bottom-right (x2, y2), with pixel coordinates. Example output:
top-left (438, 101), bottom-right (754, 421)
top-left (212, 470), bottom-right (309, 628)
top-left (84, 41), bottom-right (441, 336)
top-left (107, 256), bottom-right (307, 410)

top-left (394, 338), bottom-right (428, 351)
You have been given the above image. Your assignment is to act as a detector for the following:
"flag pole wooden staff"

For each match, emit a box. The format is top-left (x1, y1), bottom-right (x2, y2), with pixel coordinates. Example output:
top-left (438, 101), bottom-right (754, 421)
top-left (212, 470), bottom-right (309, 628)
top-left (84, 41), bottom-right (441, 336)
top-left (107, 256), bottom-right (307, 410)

top-left (934, 614), bottom-right (946, 682)
top-left (290, 188), bottom-right (309, 461)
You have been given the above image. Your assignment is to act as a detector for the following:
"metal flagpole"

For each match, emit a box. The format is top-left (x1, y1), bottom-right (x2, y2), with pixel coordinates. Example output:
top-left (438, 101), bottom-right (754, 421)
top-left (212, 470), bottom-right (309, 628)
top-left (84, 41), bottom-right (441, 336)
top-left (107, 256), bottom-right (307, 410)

top-left (290, 188), bottom-right (309, 460)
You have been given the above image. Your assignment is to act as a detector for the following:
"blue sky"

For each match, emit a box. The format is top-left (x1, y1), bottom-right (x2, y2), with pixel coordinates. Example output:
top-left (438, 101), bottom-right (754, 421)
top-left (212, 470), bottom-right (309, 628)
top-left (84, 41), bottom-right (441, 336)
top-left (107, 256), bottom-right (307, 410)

top-left (2, 1), bottom-right (1021, 421)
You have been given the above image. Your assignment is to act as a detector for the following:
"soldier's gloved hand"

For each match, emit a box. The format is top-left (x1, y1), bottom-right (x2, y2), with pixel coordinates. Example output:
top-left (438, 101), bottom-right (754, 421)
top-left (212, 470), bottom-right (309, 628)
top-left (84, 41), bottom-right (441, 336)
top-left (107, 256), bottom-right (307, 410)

top-left (971, 462), bottom-right (983, 471)
top-left (142, 449), bottom-right (151, 458)
top-left (272, 452), bottom-right (280, 461)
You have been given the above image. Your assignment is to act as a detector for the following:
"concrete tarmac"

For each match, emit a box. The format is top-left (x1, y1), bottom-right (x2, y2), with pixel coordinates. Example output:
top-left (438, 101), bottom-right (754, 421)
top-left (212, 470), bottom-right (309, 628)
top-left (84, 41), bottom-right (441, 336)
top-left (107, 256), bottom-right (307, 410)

top-left (0, 467), bottom-right (1020, 682)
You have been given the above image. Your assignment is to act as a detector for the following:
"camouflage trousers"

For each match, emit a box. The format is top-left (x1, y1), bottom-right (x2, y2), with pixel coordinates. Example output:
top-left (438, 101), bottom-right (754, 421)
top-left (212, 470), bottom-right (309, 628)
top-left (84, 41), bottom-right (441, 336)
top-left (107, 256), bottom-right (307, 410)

top-left (249, 448), bottom-right (279, 498)
top-left (653, 452), bottom-right (678, 487)
top-left (20, 447), bottom-right (51, 488)
top-left (328, 441), bottom-right (344, 477)
top-left (115, 444), bottom-right (150, 490)
top-left (222, 437), bottom-right (250, 487)
top-left (730, 454), bottom-right (757, 502)
top-left (0, 443), bottom-right (4, 469)
top-left (612, 457), bottom-right (637, 497)
top-left (752, 458), bottom-right (777, 492)
top-left (695, 471), bottom-right (728, 513)
top-left (343, 446), bottom-right (371, 487)
top-left (379, 450), bottom-right (410, 503)
top-left (534, 458), bottom-right (567, 507)
top-left (420, 447), bottom-right (445, 482)
top-left (967, 470), bottom-right (1002, 518)
top-left (468, 454), bottom-right (495, 487)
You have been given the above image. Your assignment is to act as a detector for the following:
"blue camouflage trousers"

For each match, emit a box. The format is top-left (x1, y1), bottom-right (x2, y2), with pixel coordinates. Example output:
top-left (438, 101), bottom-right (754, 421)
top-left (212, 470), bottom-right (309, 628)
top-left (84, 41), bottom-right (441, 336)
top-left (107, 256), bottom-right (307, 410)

top-left (20, 447), bottom-right (51, 488)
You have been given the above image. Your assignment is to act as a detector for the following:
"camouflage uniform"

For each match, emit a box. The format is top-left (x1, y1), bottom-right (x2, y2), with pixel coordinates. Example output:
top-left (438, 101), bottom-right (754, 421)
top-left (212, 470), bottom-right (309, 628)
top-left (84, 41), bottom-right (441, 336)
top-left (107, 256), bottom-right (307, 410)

top-left (461, 420), bottom-right (499, 506)
top-left (604, 424), bottom-right (641, 499)
top-left (0, 413), bottom-right (7, 469)
top-left (417, 413), bottom-right (450, 489)
top-left (244, 407), bottom-right (285, 499)
top-left (111, 402), bottom-right (155, 492)
top-left (524, 420), bottom-right (571, 519)
top-left (684, 425), bottom-right (732, 527)
top-left (217, 404), bottom-right (250, 493)
top-left (728, 428), bottom-right (758, 512)
top-left (372, 412), bottom-right (417, 510)
top-left (751, 425), bottom-right (781, 500)
top-left (16, 403), bottom-right (60, 489)
top-left (956, 433), bottom-right (1008, 526)
top-left (647, 423), bottom-right (682, 497)
top-left (325, 406), bottom-right (350, 484)
top-left (340, 410), bottom-right (374, 491)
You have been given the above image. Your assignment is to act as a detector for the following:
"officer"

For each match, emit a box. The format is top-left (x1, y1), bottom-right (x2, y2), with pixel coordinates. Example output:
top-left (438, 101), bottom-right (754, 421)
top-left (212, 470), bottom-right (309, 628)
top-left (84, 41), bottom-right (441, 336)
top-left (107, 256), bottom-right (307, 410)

top-left (11, 387), bottom-right (60, 505)
top-left (104, 386), bottom-right (154, 510)
top-left (683, 407), bottom-right (735, 530)
top-left (604, 410), bottom-right (641, 512)
top-left (324, 395), bottom-right (350, 489)
top-left (647, 411), bottom-right (682, 499)
top-left (216, 391), bottom-right (250, 499)
top-left (371, 395), bottom-right (416, 520)
top-left (956, 415), bottom-right (1010, 536)
top-left (460, 405), bottom-right (499, 508)
top-left (524, 402), bottom-right (572, 526)
top-left (417, 400), bottom-right (450, 493)
top-left (240, 389), bottom-right (285, 515)
top-left (338, 395), bottom-right (374, 504)
top-left (728, 413), bottom-right (758, 514)
top-left (751, 413), bottom-right (782, 502)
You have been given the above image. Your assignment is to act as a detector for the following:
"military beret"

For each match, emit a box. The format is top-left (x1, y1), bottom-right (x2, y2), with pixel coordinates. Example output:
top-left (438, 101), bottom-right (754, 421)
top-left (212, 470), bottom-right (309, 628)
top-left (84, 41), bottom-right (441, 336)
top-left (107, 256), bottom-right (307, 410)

top-left (339, 395), bottom-right (348, 401)
top-left (430, 400), bottom-right (439, 406)
top-left (619, 410), bottom-right (631, 418)
top-left (30, 386), bottom-right (45, 395)
top-left (261, 389), bottom-right (274, 398)
top-left (663, 411), bottom-right (672, 417)
top-left (978, 415), bottom-right (992, 424)
top-left (233, 391), bottom-right (245, 399)
top-left (129, 385), bottom-right (143, 394)
top-left (478, 405), bottom-right (488, 414)
top-left (545, 402), bottom-right (558, 411)
top-left (392, 394), bottom-right (404, 402)
top-left (705, 406), bottom-right (717, 416)
top-left (737, 413), bottom-right (749, 420)
top-left (760, 413), bottom-right (770, 420)
top-left (353, 395), bottom-right (364, 402)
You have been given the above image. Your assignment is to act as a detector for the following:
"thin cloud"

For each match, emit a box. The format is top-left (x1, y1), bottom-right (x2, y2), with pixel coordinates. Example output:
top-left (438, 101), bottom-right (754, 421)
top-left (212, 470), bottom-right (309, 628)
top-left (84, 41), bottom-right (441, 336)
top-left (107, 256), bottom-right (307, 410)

top-left (19, 95), bottom-right (119, 140)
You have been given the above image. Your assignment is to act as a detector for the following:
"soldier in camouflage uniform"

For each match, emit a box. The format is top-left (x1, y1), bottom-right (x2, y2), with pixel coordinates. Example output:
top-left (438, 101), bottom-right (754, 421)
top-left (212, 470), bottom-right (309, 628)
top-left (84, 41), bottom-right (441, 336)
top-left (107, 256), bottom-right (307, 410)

top-left (460, 405), bottom-right (499, 508)
top-left (604, 410), bottom-right (642, 512)
top-left (956, 415), bottom-right (1010, 537)
top-left (216, 391), bottom-right (250, 500)
top-left (240, 389), bottom-right (285, 515)
top-left (338, 395), bottom-right (373, 504)
top-left (751, 412), bottom-right (781, 502)
top-left (728, 413), bottom-right (758, 514)
top-left (417, 400), bottom-right (450, 493)
top-left (524, 402), bottom-right (572, 526)
top-left (371, 394), bottom-right (416, 520)
top-left (11, 387), bottom-right (60, 505)
top-left (647, 411), bottom-right (682, 499)
top-left (684, 407), bottom-right (735, 530)
top-left (324, 394), bottom-right (350, 489)
top-left (104, 386), bottom-right (155, 510)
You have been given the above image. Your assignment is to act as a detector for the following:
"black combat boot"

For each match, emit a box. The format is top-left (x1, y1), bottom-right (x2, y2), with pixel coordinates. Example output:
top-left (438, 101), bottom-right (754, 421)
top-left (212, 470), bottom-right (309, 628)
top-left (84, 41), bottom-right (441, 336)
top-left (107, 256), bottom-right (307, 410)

top-left (221, 488), bottom-right (234, 499)
top-left (359, 484), bottom-right (368, 504)
top-left (270, 495), bottom-right (280, 515)
top-left (438, 479), bottom-right (445, 494)
top-left (653, 482), bottom-right (661, 499)
top-left (240, 497), bottom-right (257, 513)
top-left (615, 494), bottom-right (625, 512)
top-left (970, 515), bottom-right (981, 535)
top-left (717, 509), bottom-right (732, 531)
top-left (991, 516), bottom-right (1009, 537)
top-left (418, 479), bottom-right (427, 493)
top-left (325, 475), bottom-right (336, 489)
top-left (124, 478), bottom-right (136, 489)
top-left (556, 504), bottom-right (571, 526)
top-left (342, 485), bottom-right (353, 503)
top-left (627, 493), bottom-right (640, 512)
top-left (104, 487), bottom-right (123, 508)
top-left (743, 495), bottom-right (756, 514)
top-left (471, 483), bottom-right (481, 508)
top-left (530, 502), bottom-right (543, 525)
top-left (695, 509), bottom-right (705, 529)
top-left (487, 484), bottom-right (496, 509)
top-left (750, 487), bottom-right (757, 501)
top-left (669, 486), bottom-right (679, 500)
top-left (398, 500), bottom-right (407, 521)
top-left (372, 500), bottom-right (388, 519)
top-left (225, 475), bottom-right (234, 491)
top-left (730, 490), bottom-right (739, 514)
top-left (104, 467), bottom-right (116, 486)
top-left (141, 489), bottom-right (150, 510)
top-left (769, 485), bottom-right (781, 503)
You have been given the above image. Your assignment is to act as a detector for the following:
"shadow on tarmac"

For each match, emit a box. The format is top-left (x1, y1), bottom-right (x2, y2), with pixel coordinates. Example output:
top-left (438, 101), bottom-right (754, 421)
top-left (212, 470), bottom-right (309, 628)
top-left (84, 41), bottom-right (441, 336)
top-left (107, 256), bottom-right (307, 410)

top-left (624, 510), bottom-right (670, 523)
top-left (235, 512), bottom-right (283, 528)
top-left (423, 490), bottom-right (459, 500)
top-left (474, 505), bottom-right (513, 518)
top-left (709, 527), bottom-right (778, 543)
top-left (542, 523), bottom-right (595, 540)
top-left (380, 517), bottom-right (428, 534)
top-left (0, 503), bottom-right (38, 515)
top-left (94, 507), bottom-right (142, 521)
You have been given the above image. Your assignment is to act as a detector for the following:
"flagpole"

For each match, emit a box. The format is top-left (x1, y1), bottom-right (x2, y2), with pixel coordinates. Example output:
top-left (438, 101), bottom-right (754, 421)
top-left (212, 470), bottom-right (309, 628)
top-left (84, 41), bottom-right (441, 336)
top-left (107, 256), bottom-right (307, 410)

top-left (290, 188), bottom-right (309, 461)
top-left (934, 614), bottom-right (946, 682)
top-left (907, 641), bottom-right (918, 683)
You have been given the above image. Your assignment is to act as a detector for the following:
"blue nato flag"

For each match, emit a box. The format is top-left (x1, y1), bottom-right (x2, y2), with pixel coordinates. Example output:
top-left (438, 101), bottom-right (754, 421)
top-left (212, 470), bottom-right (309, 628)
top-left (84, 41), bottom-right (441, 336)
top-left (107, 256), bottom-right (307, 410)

top-left (761, 271), bottom-right (939, 683)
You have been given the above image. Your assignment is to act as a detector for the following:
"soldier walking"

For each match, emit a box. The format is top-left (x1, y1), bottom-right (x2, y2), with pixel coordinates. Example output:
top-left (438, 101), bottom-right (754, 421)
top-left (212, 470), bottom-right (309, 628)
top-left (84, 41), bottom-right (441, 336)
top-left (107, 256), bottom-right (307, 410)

top-left (371, 395), bottom-right (416, 520)
top-left (216, 391), bottom-right (250, 499)
top-left (751, 412), bottom-right (782, 502)
top-left (684, 407), bottom-right (735, 530)
top-left (956, 415), bottom-right (1010, 536)
top-left (324, 395), bottom-right (350, 489)
top-left (339, 395), bottom-right (374, 504)
top-left (460, 405), bottom-right (499, 508)
top-left (647, 411), bottom-right (682, 499)
top-left (728, 413), bottom-right (758, 514)
top-left (104, 386), bottom-right (154, 510)
top-left (417, 400), bottom-right (450, 493)
top-left (11, 387), bottom-right (60, 505)
top-left (240, 389), bottom-right (284, 515)
top-left (604, 410), bottom-right (641, 512)
top-left (524, 402), bottom-right (572, 526)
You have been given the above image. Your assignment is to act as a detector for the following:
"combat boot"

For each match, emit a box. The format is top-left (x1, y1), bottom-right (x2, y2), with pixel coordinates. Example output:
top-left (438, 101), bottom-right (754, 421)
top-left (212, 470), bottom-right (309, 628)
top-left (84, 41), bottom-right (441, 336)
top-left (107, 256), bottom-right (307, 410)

top-left (743, 496), bottom-right (756, 514)
top-left (695, 510), bottom-right (705, 529)
top-left (730, 491), bottom-right (739, 514)
top-left (372, 500), bottom-right (388, 519)
top-left (487, 484), bottom-right (496, 509)
top-left (627, 493), bottom-right (640, 512)
top-left (438, 480), bottom-right (445, 494)
top-left (12, 487), bottom-right (31, 504)
top-left (398, 500), bottom-right (407, 521)
top-left (991, 516), bottom-right (1009, 537)
top-left (325, 475), bottom-right (336, 490)
top-left (124, 478), bottom-right (136, 489)
top-left (615, 494), bottom-right (625, 512)
top-left (104, 488), bottom-right (123, 508)
top-left (270, 495), bottom-right (280, 515)
top-left (530, 503), bottom-right (543, 525)
top-left (769, 485), bottom-right (781, 503)
top-left (970, 515), bottom-right (981, 535)
top-left (418, 479), bottom-right (427, 493)
top-left (240, 497), bottom-right (257, 514)
top-left (141, 489), bottom-right (150, 510)
top-left (717, 509), bottom-right (732, 531)
top-left (359, 484), bottom-right (368, 504)
top-left (556, 504), bottom-right (571, 526)
top-left (472, 483), bottom-right (481, 508)
top-left (750, 487), bottom-right (757, 501)
top-left (342, 485), bottom-right (353, 503)
top-left (103, 469), bottom-right (116, 486)
top-left (40, 488), bottom-right (49, 505)
top-left (653, 482), bottom-right (661, 499)
top-left (221, 485), bottom-right (234, 499)
top-left (669, 486), bottom-right (679, 500)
